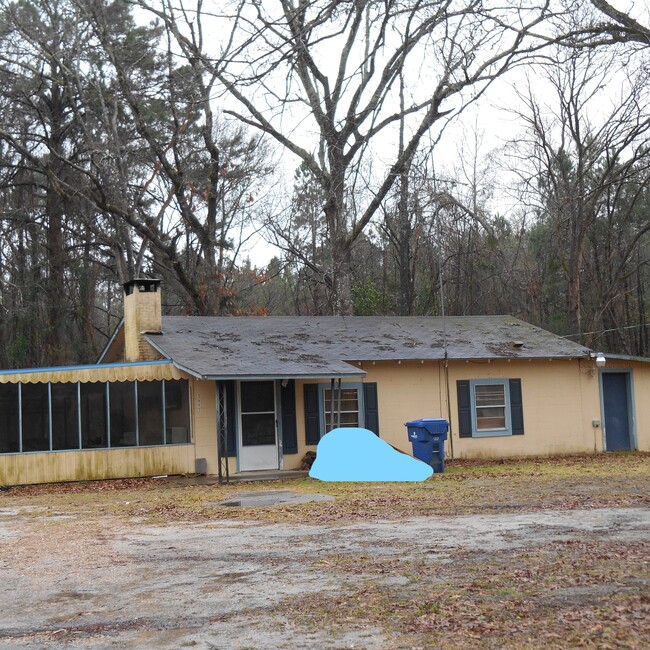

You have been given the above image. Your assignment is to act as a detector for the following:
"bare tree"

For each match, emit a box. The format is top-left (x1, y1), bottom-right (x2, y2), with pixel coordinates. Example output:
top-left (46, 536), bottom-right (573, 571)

top-left (588, 1), bottom-right (650, 47)
top-left (137, 0), bottom-right (582, 314)
top-left (510, 46), bottom-right (650, 344)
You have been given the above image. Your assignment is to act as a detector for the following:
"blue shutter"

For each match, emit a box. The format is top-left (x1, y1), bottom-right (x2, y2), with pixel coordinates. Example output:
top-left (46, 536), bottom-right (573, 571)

top-left (304, 383), bottom-right (321, 445)
top-left (281, 380), bottom-right (298, 454)
top-left (509, 379), bottom-right (524, 435)
top-left (363, 383), bottom-right (380, 436)
top-left (457, 380), bottom-right (472, 438)
top-left (224, 380), bottom-right (237, 457)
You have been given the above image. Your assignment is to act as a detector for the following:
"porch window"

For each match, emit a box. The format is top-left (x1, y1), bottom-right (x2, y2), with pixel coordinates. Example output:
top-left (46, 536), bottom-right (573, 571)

top-left (51, 383), bottom-right (79, 450)
top-left (165, 380), bottom-right (190, 444)
top-left (0, 383), bottom-right (19, 453)
top-left (21, 383), bottom-right (50, 452)
top-left (138, 381), bottom-right (164, 446)
top-left (80, 382), bottom-right (108, 449)
top-left (0, 379), bottom-right (191, 454)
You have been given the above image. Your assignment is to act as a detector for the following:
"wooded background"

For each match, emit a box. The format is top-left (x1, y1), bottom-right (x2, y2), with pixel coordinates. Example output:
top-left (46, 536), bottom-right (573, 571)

top-left (0, 0), bottom-right (647, 367)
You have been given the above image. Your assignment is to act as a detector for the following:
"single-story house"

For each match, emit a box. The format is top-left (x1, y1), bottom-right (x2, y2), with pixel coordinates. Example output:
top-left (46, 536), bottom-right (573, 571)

top-left (1, 278), bottom-right (648, 486)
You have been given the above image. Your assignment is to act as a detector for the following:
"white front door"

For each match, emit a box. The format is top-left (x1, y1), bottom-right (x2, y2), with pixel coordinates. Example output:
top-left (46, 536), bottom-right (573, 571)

top-left (238, 381), bottom-right (279, 471)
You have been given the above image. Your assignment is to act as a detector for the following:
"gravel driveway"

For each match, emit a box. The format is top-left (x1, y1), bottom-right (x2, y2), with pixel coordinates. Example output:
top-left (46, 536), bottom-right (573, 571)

top-left (1, 501), bottom-right (649, 649)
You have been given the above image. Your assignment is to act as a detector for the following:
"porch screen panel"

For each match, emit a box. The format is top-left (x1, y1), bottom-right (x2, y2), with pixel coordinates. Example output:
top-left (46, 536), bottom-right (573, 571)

top-left (81, 382), bottom-right (108, 448)
top-left (110, 382), bottom-right (137, 447)
top-left (165, 380), bottom-right (190, 444)
top-left (21, 383), bottom-right (50, 452)
top-left (51, 383), bottom-right (80, 450)
top-left (0, 383), bottom-right (19, 453)
top-left (138, 381), bottom-right (164, 446)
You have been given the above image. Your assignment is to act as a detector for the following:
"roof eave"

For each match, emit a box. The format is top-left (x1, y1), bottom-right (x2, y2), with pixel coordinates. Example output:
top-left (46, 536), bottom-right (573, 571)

top-left (202, 371), bottom-right (366, 381)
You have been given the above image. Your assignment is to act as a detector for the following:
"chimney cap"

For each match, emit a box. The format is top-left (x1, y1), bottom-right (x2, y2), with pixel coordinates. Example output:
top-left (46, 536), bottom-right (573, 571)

top-left (123, 278), bottom-right (161, 295)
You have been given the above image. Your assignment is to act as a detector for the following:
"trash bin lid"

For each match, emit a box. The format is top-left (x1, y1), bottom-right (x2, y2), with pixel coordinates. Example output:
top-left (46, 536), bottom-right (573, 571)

top-left (405, 418), bottom-right (447, 425)
top-left (421, 418), bottom-right (449, 434)
top-left (405, 418), bottom-right (449, 433)
top-left (405, 419), bottom-right (427, 427)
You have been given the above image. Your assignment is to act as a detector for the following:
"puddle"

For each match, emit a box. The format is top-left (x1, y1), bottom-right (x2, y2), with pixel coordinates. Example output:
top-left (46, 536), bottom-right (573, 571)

top-left (210, 490), bottom-right (334, 507)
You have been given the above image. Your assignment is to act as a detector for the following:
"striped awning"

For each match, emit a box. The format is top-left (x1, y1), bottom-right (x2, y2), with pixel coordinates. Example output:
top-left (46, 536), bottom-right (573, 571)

top-left (0, 360), bottom-right (188, 384)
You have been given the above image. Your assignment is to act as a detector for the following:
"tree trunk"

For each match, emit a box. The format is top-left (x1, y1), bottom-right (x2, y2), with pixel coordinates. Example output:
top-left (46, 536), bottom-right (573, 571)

top-left (45, 68), bottom-right (67, 365)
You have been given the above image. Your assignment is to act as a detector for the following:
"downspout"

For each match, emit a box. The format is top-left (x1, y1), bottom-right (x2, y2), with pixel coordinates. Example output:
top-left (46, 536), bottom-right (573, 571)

top-left (444, 355), bottom-right (454, 460)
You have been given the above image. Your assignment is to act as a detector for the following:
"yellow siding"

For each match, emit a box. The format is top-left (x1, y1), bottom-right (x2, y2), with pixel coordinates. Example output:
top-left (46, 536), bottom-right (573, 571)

top-left (0, 445), bottom-right (195, 486)
top-left (191, 378), bottom-right (220, 475)
top-left (289, 379), bottom-right (309, 470)
top-left (632, 364), bottom-right (650, 452)
top-left (447, 359), bottom-right (602, 459)
top-left (289, 366), bottom-right (444, 469)
top-left (362, 361), bottom-right (444, 454)
top-left (285, 359), bottom-right (614, 464)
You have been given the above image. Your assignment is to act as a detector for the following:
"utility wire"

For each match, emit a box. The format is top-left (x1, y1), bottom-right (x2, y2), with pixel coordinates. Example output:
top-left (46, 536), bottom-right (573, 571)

top-left (561, 323), bottom-right (650, 339)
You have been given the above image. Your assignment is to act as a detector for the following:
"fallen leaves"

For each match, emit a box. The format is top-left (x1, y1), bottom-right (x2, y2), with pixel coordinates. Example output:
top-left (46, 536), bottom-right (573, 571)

top-left (286, 537), bottom-right (650, 648)
top-left (1, 453), bottom-right (649, 527)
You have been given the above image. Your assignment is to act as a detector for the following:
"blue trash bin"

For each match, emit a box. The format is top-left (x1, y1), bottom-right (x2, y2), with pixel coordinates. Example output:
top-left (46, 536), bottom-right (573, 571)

top-left (406, 418), bottom-right (449, 473)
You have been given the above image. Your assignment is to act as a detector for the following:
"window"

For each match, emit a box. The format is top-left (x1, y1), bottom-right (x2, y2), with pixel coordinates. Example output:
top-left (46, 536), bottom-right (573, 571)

top-left (474, 383), bottom-right (507, 431)
top-left (457, 379), bottom-right (524, 438)
top-left (323, 387), bottom-right (360, 432)
top-left (304, 383), bottom-right (379, 445)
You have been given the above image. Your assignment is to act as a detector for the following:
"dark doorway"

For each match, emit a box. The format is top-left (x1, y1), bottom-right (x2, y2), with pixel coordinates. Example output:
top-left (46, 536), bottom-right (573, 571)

top-left (601, 372), bottom-right (633, 452)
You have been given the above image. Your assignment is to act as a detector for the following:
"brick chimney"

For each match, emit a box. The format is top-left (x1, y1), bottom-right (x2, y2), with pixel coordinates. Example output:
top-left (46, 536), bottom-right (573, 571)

top-left (123, 278), bottom-right (162, 361)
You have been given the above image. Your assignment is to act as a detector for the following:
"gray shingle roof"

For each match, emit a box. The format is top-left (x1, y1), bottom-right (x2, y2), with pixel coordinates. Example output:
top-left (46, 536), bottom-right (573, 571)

top-left (145, 315), bottom-right (591, 380)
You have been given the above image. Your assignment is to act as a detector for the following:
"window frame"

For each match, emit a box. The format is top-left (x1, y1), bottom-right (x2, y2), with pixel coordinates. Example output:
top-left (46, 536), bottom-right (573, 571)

top-left (318, 382), bottom-right (365, 436)
top-left (469, 379), bottom-right (513, 437)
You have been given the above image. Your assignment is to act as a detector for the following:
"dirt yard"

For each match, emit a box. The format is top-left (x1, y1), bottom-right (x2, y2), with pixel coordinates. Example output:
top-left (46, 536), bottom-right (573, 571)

top-left (1, 453), bottom-right (649, 649)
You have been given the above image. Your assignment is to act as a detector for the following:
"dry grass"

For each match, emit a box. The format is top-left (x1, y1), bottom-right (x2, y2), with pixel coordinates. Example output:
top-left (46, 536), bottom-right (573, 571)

top-left (1, 452), bottom-right (649, 648)
top-left (289, 538), bottom-right (650, 648)
top-left (1, 452), bottom-right (648, 525)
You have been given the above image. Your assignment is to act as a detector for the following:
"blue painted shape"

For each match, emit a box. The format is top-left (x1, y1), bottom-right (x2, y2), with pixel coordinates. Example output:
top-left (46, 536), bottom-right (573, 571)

top-left (309, 427), bottom-right (433, 482)
top-left (603, 373), bottom-right (631, 451)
